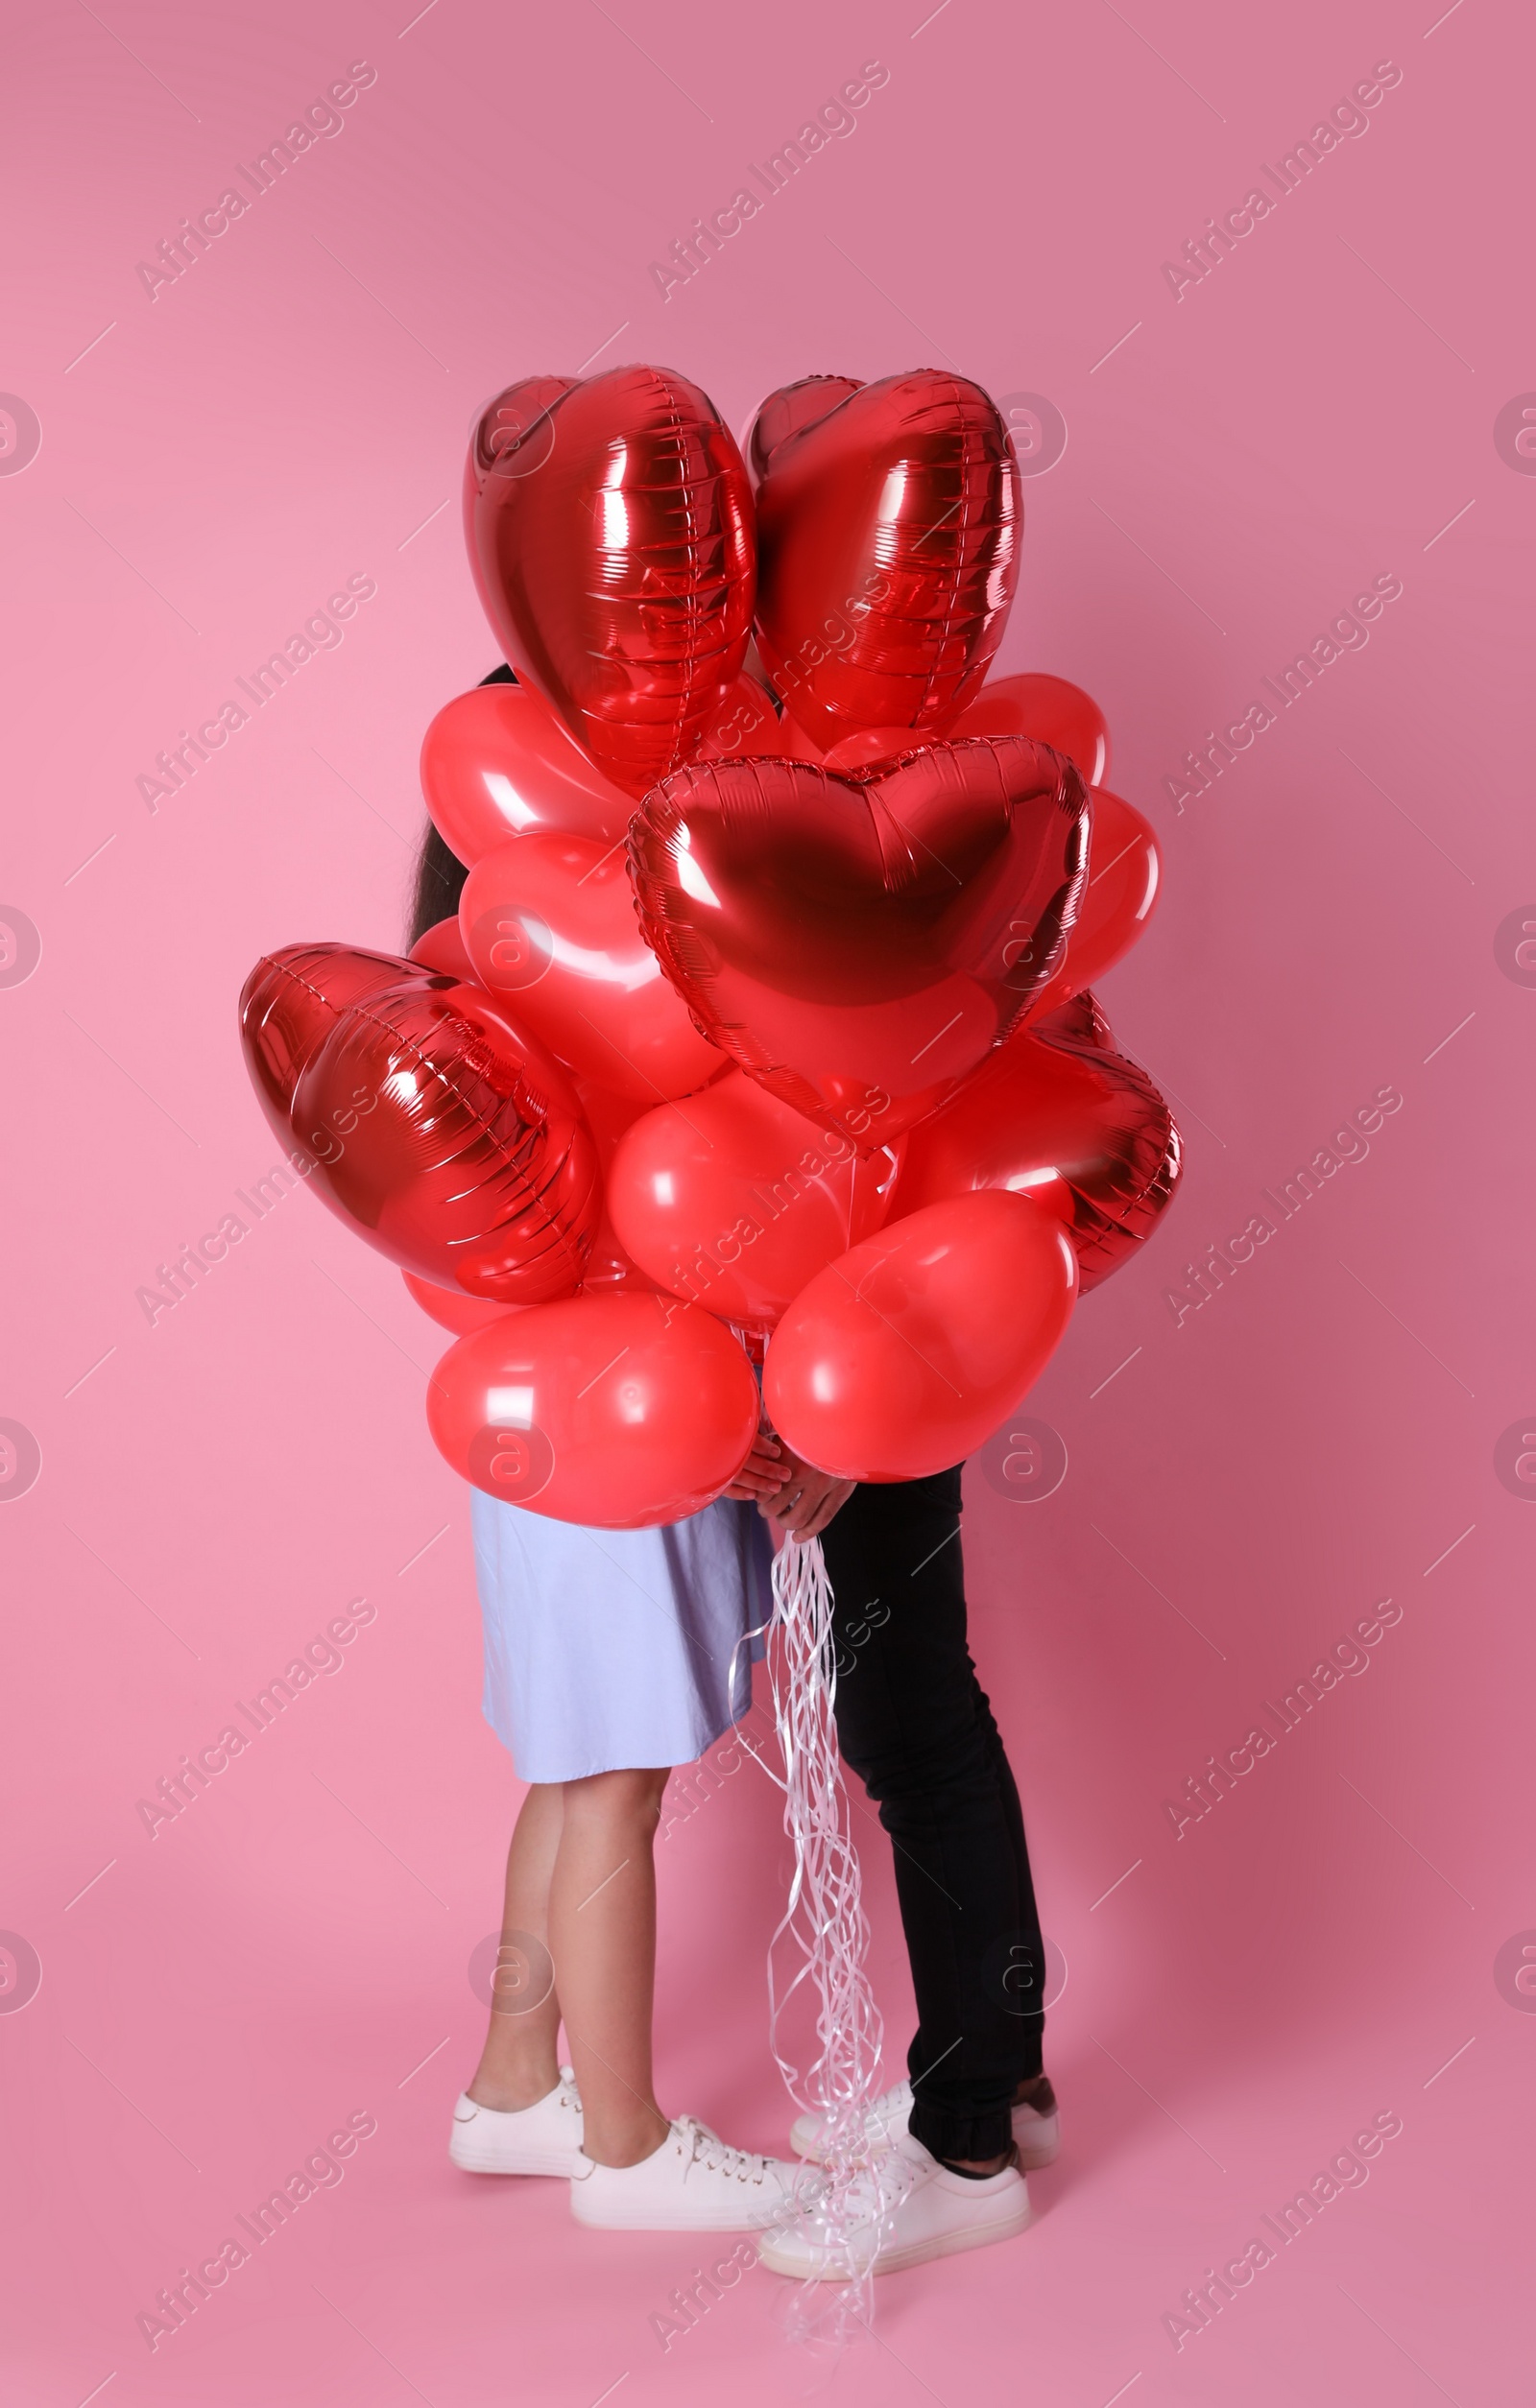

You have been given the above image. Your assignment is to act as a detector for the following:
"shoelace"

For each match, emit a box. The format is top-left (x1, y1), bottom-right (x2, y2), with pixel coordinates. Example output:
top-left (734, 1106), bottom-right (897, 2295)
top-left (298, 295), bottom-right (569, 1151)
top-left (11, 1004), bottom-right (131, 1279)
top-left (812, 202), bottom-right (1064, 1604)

top-left (833, 2080), bottom-right (909, 2137)
top-left (799, 2139), bottom-right (924, 2235)
top-left (676, 2116), bottom-right (776, 2186)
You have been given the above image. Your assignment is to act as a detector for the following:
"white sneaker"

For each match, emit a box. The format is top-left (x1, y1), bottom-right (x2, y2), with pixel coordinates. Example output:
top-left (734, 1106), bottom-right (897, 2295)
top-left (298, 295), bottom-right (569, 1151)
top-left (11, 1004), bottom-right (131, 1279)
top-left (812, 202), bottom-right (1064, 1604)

top-left (789, 2077), bottom-right (1060, 2170)
top-left (570, 2116), bottom-right (800, 2231)
top-left (449, 2070), bottom-right (584, 2175)
top-left (757, 2133), bottom-right (1031, 2279)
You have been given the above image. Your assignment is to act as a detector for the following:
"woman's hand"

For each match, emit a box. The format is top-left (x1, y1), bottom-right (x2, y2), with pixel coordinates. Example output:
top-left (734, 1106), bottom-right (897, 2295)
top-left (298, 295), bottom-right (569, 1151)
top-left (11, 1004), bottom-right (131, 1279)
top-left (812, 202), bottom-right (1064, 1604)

top-left (760, 1448), bottom-right (856, 1543)
top-left (723, 1430), bottom-right (786, 1504)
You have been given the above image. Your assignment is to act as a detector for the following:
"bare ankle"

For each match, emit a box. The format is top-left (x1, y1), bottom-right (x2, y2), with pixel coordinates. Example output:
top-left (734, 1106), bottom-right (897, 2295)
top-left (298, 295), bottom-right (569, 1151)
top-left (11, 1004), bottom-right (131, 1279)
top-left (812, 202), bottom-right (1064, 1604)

top-left (468, 2062), bottom-right (560, 2113)
top-left (580, 2107), bottom-right (669, 2169)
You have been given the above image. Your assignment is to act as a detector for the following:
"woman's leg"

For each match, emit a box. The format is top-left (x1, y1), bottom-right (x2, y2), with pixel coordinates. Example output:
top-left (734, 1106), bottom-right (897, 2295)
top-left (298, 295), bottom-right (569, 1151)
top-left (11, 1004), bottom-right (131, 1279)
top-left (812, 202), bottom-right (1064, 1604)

top-left (467, 1781), bottom-right (565, 2110)
top-left (547, 1765), bottom-right (672, 2168)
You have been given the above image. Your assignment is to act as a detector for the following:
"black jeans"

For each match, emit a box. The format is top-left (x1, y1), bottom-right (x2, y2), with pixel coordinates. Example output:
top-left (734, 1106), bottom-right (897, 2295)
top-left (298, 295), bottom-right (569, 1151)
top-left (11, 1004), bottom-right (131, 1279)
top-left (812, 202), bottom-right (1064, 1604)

top-left (818, 1467), bottom-right (1045, 2162)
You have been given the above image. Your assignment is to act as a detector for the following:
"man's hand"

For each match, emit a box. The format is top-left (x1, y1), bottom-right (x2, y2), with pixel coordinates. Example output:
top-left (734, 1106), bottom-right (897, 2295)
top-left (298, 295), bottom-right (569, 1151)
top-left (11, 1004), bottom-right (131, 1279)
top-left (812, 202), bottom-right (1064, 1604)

top-left (723, 1430), bottom-right (785, 1504)
top-left (761, 1447), bottom-right (855, 1543)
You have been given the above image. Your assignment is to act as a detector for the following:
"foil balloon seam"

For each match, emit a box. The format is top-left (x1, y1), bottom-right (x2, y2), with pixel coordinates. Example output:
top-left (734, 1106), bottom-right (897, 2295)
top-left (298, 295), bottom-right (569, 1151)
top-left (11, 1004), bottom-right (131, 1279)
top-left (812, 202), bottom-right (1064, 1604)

top-left (906, 382), bottom-right (986, 727)
top-left (312, 991), bottom-right (562, 1191)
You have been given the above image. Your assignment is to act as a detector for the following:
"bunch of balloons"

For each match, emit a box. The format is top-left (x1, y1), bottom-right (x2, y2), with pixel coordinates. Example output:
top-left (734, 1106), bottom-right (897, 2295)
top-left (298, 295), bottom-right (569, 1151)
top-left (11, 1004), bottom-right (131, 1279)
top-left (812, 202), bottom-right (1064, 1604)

top-left (240, 366), bottom-right (1180, 1527)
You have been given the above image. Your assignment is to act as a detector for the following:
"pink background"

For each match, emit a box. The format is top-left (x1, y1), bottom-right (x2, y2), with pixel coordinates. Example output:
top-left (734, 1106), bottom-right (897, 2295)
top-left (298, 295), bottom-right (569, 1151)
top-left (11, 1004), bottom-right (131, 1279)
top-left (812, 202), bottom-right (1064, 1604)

top-left (2, 0), bottom-right (1531, 2400)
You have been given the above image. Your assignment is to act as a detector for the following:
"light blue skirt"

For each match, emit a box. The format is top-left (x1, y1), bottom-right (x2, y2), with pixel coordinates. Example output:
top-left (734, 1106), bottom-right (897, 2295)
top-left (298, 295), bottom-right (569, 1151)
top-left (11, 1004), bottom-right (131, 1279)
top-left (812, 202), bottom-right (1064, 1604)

top-left (469, 1491), bottom-right (775, 1782)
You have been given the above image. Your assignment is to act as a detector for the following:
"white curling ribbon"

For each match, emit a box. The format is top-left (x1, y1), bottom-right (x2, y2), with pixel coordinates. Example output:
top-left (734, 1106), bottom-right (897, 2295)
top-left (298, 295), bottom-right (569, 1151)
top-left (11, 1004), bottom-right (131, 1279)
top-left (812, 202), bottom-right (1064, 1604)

top-left (743, 1534), bottom-right (899, 2333)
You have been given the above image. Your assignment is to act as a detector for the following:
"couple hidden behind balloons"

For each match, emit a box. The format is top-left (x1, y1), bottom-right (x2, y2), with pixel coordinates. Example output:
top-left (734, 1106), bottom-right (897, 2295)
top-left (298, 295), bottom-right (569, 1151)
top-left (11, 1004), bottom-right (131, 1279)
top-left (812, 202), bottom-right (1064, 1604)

top-left (239, 362), bottom-right (1181, 1526)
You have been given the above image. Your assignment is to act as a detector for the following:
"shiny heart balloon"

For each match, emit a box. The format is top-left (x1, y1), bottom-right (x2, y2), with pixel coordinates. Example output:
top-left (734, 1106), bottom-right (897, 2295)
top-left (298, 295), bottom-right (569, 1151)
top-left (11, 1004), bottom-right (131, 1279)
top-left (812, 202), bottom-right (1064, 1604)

top-left (751, 370), bottom-right (1020, 751)
top-left (465, 365), bottom-right (756, 799)
top-left (420, 679), bottom-right (633, 863)
top-left (890, 988), bottom-right (1182, 1292)
top-left (819, 672), bottom-right (1112, 785)
top-left (606, 1068), bottom-right (901, 1333)
top-left (286, 974), bottom-right (601, 1303)
top-left (748, 374), bottom-right (863, 479)
top-left (409, 916), bottom-right (476, 982)
top-left (402, 1271), bottom-right (518, 1336)
top-left (945, 673), bottom-right (1111, 787)
top-left (763, 1191), bottom-right (1077, 1482)
top-left (695, 670), bottom-right (783, 760)
top-left (629, 737), bottom-right (1089, 1145)
top-left (1020, 788), bottom-right (1160, 1024)
top-left (570, 1078), bottom-right (660, 1298)
top-left (426, 1291), bottom-right (759, 1527)
top-left (239, 943), bottom-right (438, 1154)
top-left (460, 831), bottom-right (727, 1102)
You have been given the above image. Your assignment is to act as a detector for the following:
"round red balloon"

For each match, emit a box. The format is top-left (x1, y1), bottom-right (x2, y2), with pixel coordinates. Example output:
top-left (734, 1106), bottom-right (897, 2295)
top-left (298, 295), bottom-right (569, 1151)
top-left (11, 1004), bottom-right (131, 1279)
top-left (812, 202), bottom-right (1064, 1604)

top-left (465, 366), bottom-right (756, 799)
top-left (420, 680), bottom-right (631, 864)
top-left (572, 1079), bottom-right (657, 1297)
top-left (402, 1271), bottom-right (518, 1336)
top-left (946, 673), bottom-right (1111, 788)
top-left (410, 916), bottom-right (476, 983)
top-left (461, 832), bottom-right (727, 1101)
top-left (607, 1070), bottom-right (900, 1333)
top-left (889, 990), bottom-right (1182, 1292)
top-left (763, 1192), bottom-right (1077, 1482)
top-left (820, 727), bottom-right (917, 775)
top-left (695, 672), bottom-right (783, 761)
top-left (778, 712), bottom-right (829, 763)
top-left (425, 1292), bottom-right (760, 1527)
top-left (1022, 789), bottom-right (1160, 1023)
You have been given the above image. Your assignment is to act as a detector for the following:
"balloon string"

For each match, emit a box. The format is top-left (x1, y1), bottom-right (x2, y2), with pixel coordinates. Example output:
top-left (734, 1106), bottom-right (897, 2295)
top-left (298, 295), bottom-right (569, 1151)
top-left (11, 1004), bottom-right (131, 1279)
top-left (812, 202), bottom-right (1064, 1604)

top-left (743, 1535), bottom-right (889, 2338)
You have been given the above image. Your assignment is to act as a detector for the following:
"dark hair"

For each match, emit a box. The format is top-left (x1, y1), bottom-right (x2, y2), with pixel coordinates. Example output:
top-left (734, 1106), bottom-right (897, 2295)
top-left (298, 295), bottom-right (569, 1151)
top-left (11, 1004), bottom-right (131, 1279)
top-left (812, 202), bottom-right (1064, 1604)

top-left (407, 662), bottom-right (514, 946)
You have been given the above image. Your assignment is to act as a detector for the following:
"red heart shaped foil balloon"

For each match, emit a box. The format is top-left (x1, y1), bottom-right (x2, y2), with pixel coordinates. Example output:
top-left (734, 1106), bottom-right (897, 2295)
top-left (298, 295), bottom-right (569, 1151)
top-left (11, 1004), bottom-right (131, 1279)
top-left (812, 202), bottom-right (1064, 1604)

top-left (748, 374), bottom-right (864, 479)
top-left (629, 737), bottom-right (1089, 1146)
top-left (465, 365), bottom-right (756, 799)
top-left (890, 989), bottom-right (1182, 1293)
top-left (751, 370), bottom-right (1020, 751)
top-left (239, 942), bottom-right (438, 1151)
top-left (285, 975), bottom-right (601, 1303)
top-left (460, 832), bottom-right (727, 1102)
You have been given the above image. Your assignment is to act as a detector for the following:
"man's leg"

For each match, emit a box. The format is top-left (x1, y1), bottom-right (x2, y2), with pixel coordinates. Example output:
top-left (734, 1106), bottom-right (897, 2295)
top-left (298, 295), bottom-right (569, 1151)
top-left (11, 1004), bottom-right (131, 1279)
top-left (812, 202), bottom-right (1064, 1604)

top-left (819, 1469), bottom-right (1048, 2166)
